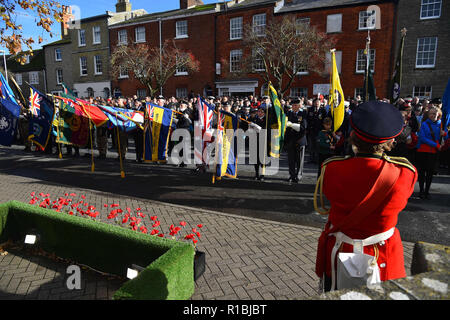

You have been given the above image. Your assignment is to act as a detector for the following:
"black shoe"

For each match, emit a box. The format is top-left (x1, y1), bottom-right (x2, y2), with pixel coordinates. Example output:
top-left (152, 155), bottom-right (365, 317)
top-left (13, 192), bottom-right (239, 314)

top-left (293, 177), bottom-right (299, 184)
top-left (287, 178), bottom-right (294, 183)
top-left (259, 175), bottom-right (265, 182)
top-left (179, 162), bottom-right (186, 167)
top-left (97, 154), bottom-right (106, 160)
top-left (419, 192), bottom-right (425, 199)
top-left (73, 152), bottom-right (80, 157)
top-left (424, 193), bottom-right (431, 200)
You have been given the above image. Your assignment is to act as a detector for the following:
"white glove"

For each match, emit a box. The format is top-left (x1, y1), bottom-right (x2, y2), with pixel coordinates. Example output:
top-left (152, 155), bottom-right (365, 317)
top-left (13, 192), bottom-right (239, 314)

top-left (249, 123), bottom-right (262, 132)
top-left (290, 123), bottom-right (301, 132)
top-left (286, 121), bottom-right (293, 128)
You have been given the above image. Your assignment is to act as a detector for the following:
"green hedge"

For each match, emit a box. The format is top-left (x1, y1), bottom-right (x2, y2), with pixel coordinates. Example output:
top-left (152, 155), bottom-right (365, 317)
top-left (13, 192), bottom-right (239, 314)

top-left (0, 201), bottom-right (195, 300)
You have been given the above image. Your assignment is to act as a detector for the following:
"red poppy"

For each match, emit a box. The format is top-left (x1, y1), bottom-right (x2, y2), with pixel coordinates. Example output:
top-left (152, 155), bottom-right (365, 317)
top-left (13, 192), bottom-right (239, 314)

top-left (180, 221), bottom-right (187, 227)
top-left (136, 207), bottom-right (142, 211)
top-left (122, 216), bottom-right (129, 224)
top-left (103, 204), bottom-right (108, 208)
top-left (151, 229), bottom-right (159, 235)
top-left (139, 226), bottom-right (148, 234)
top-left (111, 203), bottom-right (119, 208)
top-left (150, 216), bottom-right (158, 221)
top-left (70, 193), bottom-right (77, 197)
top-left (196, 232), bottom-right (201, 239)
top-left (152, 221), bottom-right (160, 228)
top-left (81, 195), bottom-right (86, 199)
top-left (193, 239), bottom-right (198, 244)
top-left (158, 234), bottom-right (164, 238)
top-left (69, 211), bottom-right (74, 215)
top-left (192, 228), bottom-right (197, 233)
top-left (197, 224), bottom-right (203, 228)
top-left (30, 192), bottom-right (35, 197)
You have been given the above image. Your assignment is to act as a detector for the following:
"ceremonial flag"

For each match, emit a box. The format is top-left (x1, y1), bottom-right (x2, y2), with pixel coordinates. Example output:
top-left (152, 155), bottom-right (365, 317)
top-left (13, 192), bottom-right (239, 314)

top-left (443, 78), bottom-right (450, 130)
top-left (390, 29), bottom-right (406, 104)
top-left (328, 49), bottom-right (345, 133)
top-left (61, 82), bottom-right (76, 97)
top-left (215, 110), bottom-right (239, 180)
top-left (267, 83), bottom-right (286, 158)
top-left (364, 48), bottom-right (376, 102)
top-left (0, 73), bottom-right (21, 146)
top-left (97, 105), bottom-right (142, 132)
top-left (194, 96), bottom-right (215, 165)
top-left (0, 98), bottom-right (20, 146)
top-left (143, 105), bottom-right (175, 162)
top-left (54, 97), bottom-right (89, 146)
top-left (0, 73), bottom-right (19, 105)
top-left (28, 86), bottom-right (55, 149)
top-left (59, 93), bottom-right (109, 127)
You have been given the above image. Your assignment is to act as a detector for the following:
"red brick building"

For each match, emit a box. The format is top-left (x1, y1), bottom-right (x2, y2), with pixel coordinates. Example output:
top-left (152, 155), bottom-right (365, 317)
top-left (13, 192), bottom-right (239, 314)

top-left (109, 0), bottom-right (398, 100)
top-left (109, 0), bottom-right (217, 98)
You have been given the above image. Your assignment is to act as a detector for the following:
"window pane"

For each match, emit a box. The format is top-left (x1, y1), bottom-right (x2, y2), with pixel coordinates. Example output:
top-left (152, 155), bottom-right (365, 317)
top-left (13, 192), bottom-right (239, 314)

top-left (421, 0), bottom-right (442, 18)
top-left (416, 37), bottom-right (437, 67)
top-left (176, 20), bottom-right (188, 37)
top-left (253, 14), bottom-right (266, 36)
top-left (79, 29), bottom-right (86, 46)
top-left (327, 14), bottom-right (342, 33)
top-left (230, 49), bottom-right (242, 72)
top-left (93, 26), bottom-right (101, 43)
top-left (230, 17), bottom-right (243, 40)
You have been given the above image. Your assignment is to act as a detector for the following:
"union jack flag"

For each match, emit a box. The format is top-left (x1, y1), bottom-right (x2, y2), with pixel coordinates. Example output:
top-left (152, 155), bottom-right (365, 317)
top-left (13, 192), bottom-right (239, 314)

top-left (194, 96), bottom-right (215, 165)
top-left (146, 102), bottom-right (155, 121)
top-left (29, 88), bottom-right (42, 116)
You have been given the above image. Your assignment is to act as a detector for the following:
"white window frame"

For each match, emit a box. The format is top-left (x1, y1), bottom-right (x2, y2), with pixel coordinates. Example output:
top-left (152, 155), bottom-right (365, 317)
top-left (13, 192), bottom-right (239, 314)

top-left (176, 87), bottom-right (188, 99)
top-left (175, 20), bottom-right (188, 39)
top-left (135, 26), bottom-right (146, 43)
top-left (358, 10), bottom-right (376, 30)
top-left (15, 73), bottom-right (22, 85)
top-left (119, 66), bottom-right (128, 79)
top-left (356, 49), bottom-right (376, 73)
top-left (29, 71), bottom-right (39, 85)
top-left (252, 48), bottom-right (265, 72)
top-left (79, 57), bottom-right (88, 76)
top-left (78, 29), bottom-right (86, 47)
top-left (252, 13), bottom-right (266, 37)
top-left (118, 29), bottom-right (128, 45)
top-left (416, 37), bottom-right (438, 68)
top-left (56, 69), bottom-right (63, 85)
top-left (230, 49), bottom-right (242, 73)
top-left (55, 48), bottom-right (62, 61)
top-left (413, 86), bottom-right (432, 99)
top-left (137, 88), bottom-right (147, 99)
top-left (296, 17), bottom-right (310, 35)
top-left (290, 87), bottom-right (308, 98)
top-left (420, 0), bottom-right (442, 20)
top-left (94, 55), bottom-right (103, 75)
top-left (93, 26), bottom-right (101, 44)
top-left (230, 17), bottom-right (243, 40)
top-left (326, 14), bottom-right (342, 33)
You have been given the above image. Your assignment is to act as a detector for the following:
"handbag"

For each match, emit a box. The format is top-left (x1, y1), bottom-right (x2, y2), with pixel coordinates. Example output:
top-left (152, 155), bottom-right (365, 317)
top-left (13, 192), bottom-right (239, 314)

top-left (337, 251), bottom-right (380, 290)
top-left (316, 159), bottom-right (401, 290)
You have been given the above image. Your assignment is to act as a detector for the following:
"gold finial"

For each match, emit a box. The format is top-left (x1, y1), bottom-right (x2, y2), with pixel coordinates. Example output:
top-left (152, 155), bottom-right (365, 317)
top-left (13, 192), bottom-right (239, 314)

top-left (401, 28), bottom-right (407, 37)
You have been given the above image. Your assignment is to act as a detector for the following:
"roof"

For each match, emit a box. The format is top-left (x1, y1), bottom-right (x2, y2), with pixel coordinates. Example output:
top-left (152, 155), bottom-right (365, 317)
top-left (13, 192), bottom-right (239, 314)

top-left (276, 0), bottom-right (387, 13)
top-left (6, 49), bottom-right (45, 72)
top-left (111, 3), bottom-right (217, 27)
top-left (42, 38), bottom-right (71, 48)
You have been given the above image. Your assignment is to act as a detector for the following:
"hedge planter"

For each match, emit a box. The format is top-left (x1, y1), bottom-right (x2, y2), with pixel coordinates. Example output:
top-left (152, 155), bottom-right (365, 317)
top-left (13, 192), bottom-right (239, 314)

top-left (0, 201), bottom-right (195, 300)
top-left (194, 250), bottom-right (206, 281)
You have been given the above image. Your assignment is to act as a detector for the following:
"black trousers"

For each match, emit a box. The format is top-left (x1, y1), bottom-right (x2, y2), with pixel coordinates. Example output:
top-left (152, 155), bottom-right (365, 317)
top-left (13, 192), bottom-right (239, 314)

top-left (134, 129), bottom-right (144, 161)
top-left (416, 152), bottom-right (438, 194)
top-left (287, 143), bottom-right (304, 179)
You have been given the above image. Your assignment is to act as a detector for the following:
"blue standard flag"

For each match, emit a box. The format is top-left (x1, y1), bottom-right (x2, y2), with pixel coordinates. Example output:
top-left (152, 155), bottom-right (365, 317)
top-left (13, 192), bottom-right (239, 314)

top-left (28, 86), bottom-right (55, 149)
top-left (144, 105), bottom-right (175, 162)
top-left (0, 73), bottom-right (21, 146)
top-left (442, 78), bottom-right (450, 130)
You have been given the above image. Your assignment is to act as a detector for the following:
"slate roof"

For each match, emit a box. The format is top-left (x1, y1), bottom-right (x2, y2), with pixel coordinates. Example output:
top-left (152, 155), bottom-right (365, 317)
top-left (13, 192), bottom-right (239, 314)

top-left (277, 0), bottom-right (387, 13)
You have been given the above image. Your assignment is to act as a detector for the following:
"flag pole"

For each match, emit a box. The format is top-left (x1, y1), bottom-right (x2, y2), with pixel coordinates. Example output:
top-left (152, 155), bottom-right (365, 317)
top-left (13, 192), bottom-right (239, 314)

top-left (364, 30), bottom-right (371, 102)
top-left (115, 112), bottom-right (125, 179)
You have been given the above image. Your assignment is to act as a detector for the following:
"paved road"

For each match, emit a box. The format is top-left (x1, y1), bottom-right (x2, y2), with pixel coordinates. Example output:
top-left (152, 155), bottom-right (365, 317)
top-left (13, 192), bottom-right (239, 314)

top-left (1, 143), bottom-right (449, 246)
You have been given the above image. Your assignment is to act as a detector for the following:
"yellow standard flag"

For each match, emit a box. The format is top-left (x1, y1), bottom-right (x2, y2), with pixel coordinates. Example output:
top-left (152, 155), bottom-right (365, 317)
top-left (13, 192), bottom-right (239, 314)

top-left (329, 49), bottom-right (345, 132)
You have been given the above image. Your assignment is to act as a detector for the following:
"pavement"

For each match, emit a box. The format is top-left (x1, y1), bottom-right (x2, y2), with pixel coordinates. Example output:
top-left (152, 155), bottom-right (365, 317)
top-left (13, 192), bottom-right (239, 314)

top-left (0, 142), bottom-right (448, 300)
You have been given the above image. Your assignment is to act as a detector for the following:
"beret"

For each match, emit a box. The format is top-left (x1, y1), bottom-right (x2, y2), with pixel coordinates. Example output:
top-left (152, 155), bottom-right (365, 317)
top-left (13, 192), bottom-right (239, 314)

top-left (157, 95), bottom-right (165, 100)
top-left (291, 98), bottom-right (301, 105)
top-left (350, 101), bottom-right (404, 144)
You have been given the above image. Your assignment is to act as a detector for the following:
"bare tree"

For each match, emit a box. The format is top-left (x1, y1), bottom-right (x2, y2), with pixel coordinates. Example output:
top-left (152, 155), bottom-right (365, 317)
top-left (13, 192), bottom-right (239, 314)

top-left (223, 16), bottom-right (335, 98)
top-left (110, 40), bottom-right (200, 97)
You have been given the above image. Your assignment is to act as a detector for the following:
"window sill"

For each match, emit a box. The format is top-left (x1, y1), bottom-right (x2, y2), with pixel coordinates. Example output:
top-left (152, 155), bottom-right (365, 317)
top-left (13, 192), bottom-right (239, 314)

top-left (229, 37), bottom-right (243, 41)
top-left (118, 76), bottom-right (129, 79)
top-left (175, 72), bottom-right (188, 76)
top-left (78, 44), bottom-right (86, 47)
top-left (415, 66), bottom-right (436, 70)
top-left (175, 35), bottom-right (188, 40)
top-left (94, 73), bottom-right (103, 76)
top-left (92, 42), bottom-right (101, 45)
top-left (134, 40), bottom-right (146, 44)
top-left (55, 59), bottom-right (62, 62)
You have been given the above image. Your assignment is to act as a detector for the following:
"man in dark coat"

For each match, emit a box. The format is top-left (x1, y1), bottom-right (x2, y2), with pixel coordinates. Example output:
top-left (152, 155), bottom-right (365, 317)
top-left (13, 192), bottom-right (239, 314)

top-left (285, 98), bottom-right (307, 183)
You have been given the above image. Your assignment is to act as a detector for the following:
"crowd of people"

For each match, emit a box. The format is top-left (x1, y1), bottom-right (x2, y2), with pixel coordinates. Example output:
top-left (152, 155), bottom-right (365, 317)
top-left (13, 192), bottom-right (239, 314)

top-left (15, 92), bottom-right (449, 193)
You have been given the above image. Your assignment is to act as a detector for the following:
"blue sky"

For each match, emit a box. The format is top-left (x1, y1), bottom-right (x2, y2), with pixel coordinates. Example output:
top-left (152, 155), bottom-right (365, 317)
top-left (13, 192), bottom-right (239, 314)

top-left (10, 0), bottom-right (219, 51)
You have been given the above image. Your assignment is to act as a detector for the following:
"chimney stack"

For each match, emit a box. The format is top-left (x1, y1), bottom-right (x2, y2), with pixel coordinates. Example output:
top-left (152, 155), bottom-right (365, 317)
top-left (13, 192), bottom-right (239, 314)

top-left (180, 0), bottom-right (204, 9)
top-left (116, 0), bottom-right (132, 13)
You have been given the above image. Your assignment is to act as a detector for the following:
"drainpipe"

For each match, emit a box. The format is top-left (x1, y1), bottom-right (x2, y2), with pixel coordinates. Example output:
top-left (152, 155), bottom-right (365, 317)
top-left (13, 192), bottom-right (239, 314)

top-left (159, 17), bottom-right (162, 96)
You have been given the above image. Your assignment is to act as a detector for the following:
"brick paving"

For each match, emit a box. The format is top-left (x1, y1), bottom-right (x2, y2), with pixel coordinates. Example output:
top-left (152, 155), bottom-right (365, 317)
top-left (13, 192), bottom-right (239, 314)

top-left (0, 171), bottom-right (414, 300)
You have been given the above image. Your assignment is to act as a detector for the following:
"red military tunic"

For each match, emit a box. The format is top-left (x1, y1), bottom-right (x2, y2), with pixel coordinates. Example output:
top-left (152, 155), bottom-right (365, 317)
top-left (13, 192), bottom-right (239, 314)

top-left (317, 154), bottom-right (418, 281)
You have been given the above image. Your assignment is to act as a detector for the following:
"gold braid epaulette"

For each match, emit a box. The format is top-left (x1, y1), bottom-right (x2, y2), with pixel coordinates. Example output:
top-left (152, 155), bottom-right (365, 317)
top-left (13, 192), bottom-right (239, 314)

top-left (322, 155), bottom-right (352, 167)
top-left (382, 154), bottom-right (416, 173)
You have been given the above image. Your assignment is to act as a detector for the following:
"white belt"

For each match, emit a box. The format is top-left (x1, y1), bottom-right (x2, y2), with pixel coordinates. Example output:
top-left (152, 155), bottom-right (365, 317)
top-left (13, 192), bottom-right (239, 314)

top-left (328, 226), bottom-right (395, 291)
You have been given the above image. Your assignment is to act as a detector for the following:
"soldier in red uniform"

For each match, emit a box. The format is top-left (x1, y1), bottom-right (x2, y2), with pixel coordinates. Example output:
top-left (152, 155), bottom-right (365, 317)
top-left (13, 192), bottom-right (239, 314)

top-left (314, 101), bottom-right (418, 292)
